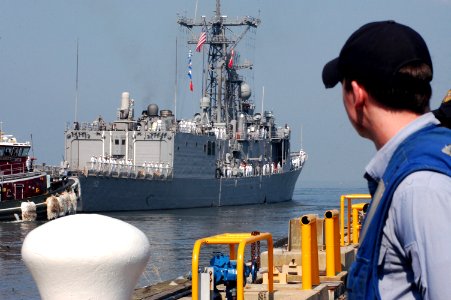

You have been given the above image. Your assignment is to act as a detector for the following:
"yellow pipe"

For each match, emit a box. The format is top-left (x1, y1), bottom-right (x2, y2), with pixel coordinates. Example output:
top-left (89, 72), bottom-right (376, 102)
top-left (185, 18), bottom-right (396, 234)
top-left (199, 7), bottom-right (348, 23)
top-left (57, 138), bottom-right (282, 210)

top-left (191, 239), bottom-right (204, 300)
top-left (352, 207), bottom-right (359, 245)
top-left (301, 214), bottom-right (319, 290)
top-left (191, 232), bottom-right (274, 300)
top-left (324, 209), bottom-right (341, 277)
top-left (347, 198), bottom-right (352, 245)
top-left (237, 241), bottom-right (246, 299)
top-left (334, 212), bottom-right (341, 272)
top-left (340, 195), bottom-right (345, 246)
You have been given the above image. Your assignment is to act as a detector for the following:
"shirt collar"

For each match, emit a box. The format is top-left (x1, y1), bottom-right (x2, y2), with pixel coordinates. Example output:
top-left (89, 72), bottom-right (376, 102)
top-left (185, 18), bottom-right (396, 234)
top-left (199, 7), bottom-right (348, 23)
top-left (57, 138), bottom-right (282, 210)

top-left (364, 112), bottom-right (440, 181)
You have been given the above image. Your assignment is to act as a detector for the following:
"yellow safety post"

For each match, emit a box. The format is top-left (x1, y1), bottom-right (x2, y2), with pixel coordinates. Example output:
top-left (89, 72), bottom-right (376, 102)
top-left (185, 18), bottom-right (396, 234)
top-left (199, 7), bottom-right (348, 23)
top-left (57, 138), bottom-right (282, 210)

top-left (191, 232), bottom-right (273, 300)
top-left (301, 214), bottom-right (320, 290)
top-left (324, 209), bottom-right (341, 277)
top-left (351, 203), bottom-right (369, 244)
top-left (340, 194), bottom-right (371, 246)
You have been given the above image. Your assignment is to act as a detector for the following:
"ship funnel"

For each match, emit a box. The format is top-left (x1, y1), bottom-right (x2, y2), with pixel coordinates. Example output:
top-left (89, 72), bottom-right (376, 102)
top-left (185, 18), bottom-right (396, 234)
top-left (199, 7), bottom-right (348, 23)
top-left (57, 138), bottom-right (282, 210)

top-left (119, 92), bottom-right (130, 120)
top-left (240, 82), bottom-right (251, 100)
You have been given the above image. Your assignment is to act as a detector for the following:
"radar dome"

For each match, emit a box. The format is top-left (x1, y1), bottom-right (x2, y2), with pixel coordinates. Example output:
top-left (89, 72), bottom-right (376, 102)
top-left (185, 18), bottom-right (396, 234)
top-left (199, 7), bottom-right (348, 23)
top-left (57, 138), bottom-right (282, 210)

top-left (194, 113), bottom-right (202, 123)
top-left (147, 104), bottom-right (159, 117)
top-left (200, 96), bottom-right (211, 109)
top-left (160, 110), bottom-right (173, 117)
top-left (240, 82), bottom-right (251, 100)
top-left (253, 113), bottom-right (262, 121)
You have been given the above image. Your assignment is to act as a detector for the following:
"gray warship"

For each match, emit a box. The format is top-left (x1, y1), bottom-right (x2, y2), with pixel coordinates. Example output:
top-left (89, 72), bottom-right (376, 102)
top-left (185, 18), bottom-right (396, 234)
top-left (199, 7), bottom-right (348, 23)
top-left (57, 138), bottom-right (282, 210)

top-left (63, 0), bottom-right (307, 212)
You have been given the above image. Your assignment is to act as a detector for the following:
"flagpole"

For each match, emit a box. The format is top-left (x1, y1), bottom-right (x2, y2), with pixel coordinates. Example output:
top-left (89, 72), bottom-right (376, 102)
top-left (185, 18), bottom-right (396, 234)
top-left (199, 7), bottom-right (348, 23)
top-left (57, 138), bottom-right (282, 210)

top-left (174, 37), bottom-right (177, 121)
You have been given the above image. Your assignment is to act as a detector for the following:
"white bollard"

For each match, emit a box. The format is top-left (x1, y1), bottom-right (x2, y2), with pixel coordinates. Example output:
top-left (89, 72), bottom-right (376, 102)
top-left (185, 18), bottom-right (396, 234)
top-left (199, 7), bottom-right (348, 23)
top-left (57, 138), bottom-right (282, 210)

top-left (22, 214), bottom-right (151, 300)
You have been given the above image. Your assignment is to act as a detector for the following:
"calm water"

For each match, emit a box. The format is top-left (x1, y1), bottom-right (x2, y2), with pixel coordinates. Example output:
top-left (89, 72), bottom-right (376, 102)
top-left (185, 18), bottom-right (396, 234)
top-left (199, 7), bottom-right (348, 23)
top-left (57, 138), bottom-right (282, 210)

top-left (0, 182), bottom-right (366, 300)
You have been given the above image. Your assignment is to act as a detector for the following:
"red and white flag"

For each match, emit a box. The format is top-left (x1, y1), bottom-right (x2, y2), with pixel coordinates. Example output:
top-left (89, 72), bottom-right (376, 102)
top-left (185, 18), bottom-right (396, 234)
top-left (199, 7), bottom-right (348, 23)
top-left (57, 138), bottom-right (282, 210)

top-left (195, 31), bottom-right (207, 52)
top-left (228, 49), bottom-right (234, 68)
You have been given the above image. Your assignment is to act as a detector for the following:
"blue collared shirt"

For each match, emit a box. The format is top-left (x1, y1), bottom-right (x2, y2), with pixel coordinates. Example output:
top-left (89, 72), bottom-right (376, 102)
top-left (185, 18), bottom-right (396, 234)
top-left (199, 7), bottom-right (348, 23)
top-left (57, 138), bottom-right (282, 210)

top-left (365, 113), bottom-right (451, 299)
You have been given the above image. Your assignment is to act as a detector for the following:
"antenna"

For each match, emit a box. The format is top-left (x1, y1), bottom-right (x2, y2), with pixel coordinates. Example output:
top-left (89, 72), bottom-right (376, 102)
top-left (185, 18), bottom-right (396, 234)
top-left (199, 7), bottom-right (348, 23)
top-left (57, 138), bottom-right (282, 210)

top-left (74, 38), bottom-right (79, 123)
top-left (194, 0), bottom-right (199, 21)
top-left (174, 37), bottom-right (177, 121)
top-left (300, 125), bottom-right (303, 150)
top-left (30, 133), bottom-right (35, 159)
top-left (177, 0), bottom-right (260, 126)
top-left (261, 86), bottom-right (265, 115)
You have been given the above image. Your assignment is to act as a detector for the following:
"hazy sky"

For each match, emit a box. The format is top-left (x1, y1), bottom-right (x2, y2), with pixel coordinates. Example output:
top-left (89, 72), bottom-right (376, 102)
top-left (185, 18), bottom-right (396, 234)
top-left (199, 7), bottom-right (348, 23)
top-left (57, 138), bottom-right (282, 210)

top-left (1, 0), bottom-right (450, 186)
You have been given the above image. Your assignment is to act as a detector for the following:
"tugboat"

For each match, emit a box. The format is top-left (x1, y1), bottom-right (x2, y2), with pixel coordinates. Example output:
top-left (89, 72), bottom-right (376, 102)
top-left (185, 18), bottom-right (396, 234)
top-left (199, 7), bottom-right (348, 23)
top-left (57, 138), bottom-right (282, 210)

top-left (63, 0), bottom-right (307, 212)
top-left (0, 131), bottom-right (78, 221)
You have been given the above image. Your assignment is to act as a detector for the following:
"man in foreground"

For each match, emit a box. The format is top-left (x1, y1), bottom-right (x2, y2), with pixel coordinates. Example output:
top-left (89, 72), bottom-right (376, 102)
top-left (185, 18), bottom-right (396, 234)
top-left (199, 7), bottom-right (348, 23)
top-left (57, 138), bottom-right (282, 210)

top-left (322, 21), bottom-right (451, 299)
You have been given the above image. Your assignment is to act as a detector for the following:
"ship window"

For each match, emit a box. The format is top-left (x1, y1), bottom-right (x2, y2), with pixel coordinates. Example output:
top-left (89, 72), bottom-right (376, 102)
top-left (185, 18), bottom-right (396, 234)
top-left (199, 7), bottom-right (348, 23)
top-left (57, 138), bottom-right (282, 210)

top-left (18, 147), bottom-right (30, 157)
top-left (207, 141), bottom-right (215, 155)
top-left (186, 142), bottom-right (188, 147)
top-left (204, 144), bottom-right (207, 153)
top-left (4, 146), bottom-right (12, 156)
top-left (122, 140), bottom-right (125, 145)
top-left (0, 146), bottom-right (4, 156)
top-left (115, 139), bottom-right (119, 145)
top-left (12, 147), bottom-right (19, 157)
top-left (196, 142), bottom-right (198, 147)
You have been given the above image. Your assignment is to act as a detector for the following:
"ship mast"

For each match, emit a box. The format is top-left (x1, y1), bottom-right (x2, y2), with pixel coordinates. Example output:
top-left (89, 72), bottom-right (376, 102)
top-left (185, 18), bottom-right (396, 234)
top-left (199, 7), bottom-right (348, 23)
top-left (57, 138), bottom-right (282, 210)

top-left (177, 0), bottom-right (260, 128)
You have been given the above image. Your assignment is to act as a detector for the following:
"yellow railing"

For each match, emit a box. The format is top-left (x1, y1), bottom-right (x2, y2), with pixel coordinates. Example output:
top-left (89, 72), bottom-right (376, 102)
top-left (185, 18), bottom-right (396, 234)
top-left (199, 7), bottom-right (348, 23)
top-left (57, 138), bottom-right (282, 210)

top-left (340, 194), bottom-right (371, 246)
top-left (190, 194), bottom-right (370, 295)
top-left (351, 203), bottom-right (369, 244)
top-left (191, 232), bottom-right (274, 300)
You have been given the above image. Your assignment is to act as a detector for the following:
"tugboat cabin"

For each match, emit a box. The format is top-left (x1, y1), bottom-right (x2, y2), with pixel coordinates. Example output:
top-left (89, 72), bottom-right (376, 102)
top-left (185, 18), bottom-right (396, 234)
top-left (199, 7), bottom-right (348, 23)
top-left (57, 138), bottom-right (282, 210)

top-left (0, 135), bottom-right (47, 201)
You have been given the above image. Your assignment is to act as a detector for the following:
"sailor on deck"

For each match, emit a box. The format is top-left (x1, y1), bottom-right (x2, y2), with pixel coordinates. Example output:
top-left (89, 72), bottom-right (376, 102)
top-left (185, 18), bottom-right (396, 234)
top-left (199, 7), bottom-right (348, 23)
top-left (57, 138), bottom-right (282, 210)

top-left (90, 156), bottom-right (96, 169)
top-left (26, 156), bottom-right (32, 172)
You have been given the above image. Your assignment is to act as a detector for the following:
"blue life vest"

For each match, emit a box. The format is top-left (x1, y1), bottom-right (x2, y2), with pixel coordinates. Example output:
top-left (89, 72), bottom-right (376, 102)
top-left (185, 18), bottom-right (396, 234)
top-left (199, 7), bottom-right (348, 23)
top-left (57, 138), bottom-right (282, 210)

top-left (347, 125), bottom-right (451, 299)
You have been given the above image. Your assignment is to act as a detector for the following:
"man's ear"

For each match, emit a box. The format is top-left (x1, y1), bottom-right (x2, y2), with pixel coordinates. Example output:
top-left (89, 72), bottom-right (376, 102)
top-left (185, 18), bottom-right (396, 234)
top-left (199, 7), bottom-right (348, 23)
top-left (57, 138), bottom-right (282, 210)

top-left (350, 81), bottom-right (368, 109)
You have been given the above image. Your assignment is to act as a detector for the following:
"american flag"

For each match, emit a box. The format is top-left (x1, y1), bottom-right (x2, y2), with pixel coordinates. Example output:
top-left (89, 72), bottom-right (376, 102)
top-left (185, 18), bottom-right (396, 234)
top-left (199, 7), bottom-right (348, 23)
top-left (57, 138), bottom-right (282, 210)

top-left (188, 50), bottom-right (193, 91)
top-left (195, 31), bottom-right (207, 52)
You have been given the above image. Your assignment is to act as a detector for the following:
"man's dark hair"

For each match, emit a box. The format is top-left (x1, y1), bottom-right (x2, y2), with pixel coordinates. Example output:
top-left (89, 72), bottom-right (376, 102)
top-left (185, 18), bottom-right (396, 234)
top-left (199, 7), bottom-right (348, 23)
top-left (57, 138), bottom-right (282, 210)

top-left (344, 62), bottom-right (432, 114)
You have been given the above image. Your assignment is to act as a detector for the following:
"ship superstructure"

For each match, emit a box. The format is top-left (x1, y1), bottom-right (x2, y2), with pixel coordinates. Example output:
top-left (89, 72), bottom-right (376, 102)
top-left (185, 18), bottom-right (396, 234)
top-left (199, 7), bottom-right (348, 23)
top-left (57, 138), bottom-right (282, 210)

top-left (64, 0), bottom-right (307, 212)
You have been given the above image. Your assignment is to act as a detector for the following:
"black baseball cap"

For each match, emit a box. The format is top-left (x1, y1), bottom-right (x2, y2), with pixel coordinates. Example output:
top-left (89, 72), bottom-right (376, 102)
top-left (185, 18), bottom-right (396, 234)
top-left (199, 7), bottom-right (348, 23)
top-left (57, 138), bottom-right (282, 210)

top-left (322, 20), bottom-right (433, 89)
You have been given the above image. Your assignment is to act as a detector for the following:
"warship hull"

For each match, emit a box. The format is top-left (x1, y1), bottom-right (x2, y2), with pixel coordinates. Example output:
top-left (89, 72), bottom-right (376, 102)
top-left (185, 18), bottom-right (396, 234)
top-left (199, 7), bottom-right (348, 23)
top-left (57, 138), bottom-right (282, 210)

top-left (76, 168), bottom-right (301, 212)
top-left (64, 2), bottom-right (307, 213)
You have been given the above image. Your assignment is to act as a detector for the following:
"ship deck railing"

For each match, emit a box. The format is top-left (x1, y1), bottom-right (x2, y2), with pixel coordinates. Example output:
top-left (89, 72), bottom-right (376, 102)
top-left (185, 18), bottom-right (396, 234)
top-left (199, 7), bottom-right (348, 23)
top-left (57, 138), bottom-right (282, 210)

top-left (0, 170), bottom-right (46, 183)
top-left (0, 162), bottom-right (30, 176)
top-left (84, 163), bottom-right (173, 180)
top-left (35, 164), bottom-right (67, 178)
top-left (66, 121), bottom-right (292, 142)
